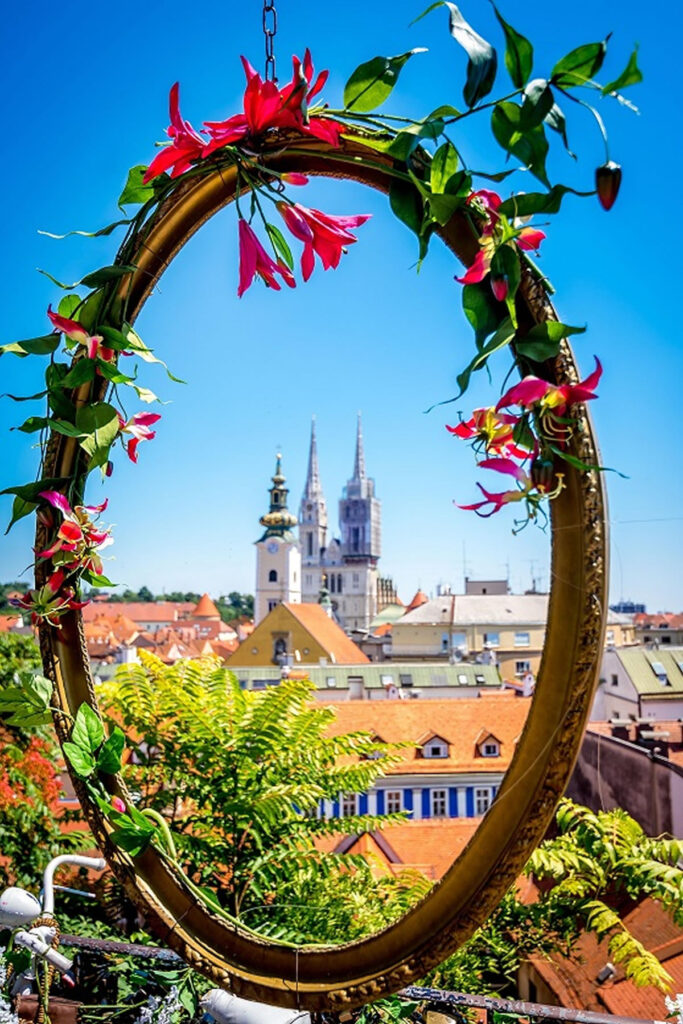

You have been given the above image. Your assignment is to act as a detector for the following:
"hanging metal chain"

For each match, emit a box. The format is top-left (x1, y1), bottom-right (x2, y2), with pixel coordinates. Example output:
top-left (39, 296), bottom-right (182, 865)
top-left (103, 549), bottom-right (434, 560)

top-left (262, 0), bottom-right (277, 81)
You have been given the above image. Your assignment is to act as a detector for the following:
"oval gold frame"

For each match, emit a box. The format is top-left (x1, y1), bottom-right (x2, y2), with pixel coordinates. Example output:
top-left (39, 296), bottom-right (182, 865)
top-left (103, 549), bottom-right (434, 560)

top-left (37, 134), bottom-right (607, 1011)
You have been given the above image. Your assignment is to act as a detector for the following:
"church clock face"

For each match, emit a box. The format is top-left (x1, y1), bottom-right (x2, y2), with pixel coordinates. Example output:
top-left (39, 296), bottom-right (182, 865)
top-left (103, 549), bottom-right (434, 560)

top-left (266, 541), bottom-right (278, 554)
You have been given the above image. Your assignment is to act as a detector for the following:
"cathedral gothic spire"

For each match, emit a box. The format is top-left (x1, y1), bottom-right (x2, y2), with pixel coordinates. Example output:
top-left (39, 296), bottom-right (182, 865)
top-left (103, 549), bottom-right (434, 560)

top-left (352, 411), bottom-right (366, 484)
top-left (304, 417), bottom-right (323, 500)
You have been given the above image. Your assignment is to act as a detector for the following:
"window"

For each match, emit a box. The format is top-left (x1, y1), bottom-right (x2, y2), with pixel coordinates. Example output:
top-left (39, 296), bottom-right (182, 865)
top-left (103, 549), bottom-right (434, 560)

top-left (305, 574), bottom-right (313, 588)
top-left (662, 635), bottom-right (671, 644)
top-left (353, 572), bottom-right (360, 588)
top-left (458, 673), bottom-right (468, 684)
top-left (483, 632), bottom-right (499, 647)
top-left (475, 673), bottom-right (486, 684)
top-left (441, 632), bottom-right (449, 652)
top-left (606, 629), bottom-right (615, 644)
top-left (341, 793), bottom-right (358, 817)
top-left (423, 739), bottom-right (448, 759)
top-left (326, 676), bottom-right (337, 688)
top-left (431, 789), bottom-right (447, 817)
top-left (611, 673), bottom-right (618, 687)
top-left (515, 660), bottom-right (531, 676)
top-left (386, 790), bottom-right (402, 814)
top-left (268, 569), bottom-right (278, 583)
top-left (514, 631), bottom-right (530, 647)
top-left (252, 680), bottom-right (267, 690)
top-left (337, 574), bottom-right (343, 593)
top-left (273, 493), bottom-right (279, 504)
top-left (380, 674), bottom-right (394, 686)
top-left (475, 787), bottom-right (493, 815)
top-left (399, 674), bottom-right (413, 687)
top-left (268, 600), bottom-right (278, 611)
top-left (650, 661), bottom-right (670, 685)
top-left (482, 742), bottom-right (499, 757)
top-left (307, 534), bottom-right (313, 557)
top-left (451, 632), bottom-right (466, 649)
top-left (330, 575), bottom-right (336, 593)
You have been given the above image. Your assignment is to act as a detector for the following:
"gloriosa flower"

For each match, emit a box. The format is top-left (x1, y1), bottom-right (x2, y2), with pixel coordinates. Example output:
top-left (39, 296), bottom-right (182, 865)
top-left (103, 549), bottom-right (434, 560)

top-left (277, 202), bottom-right (371, 280)
top-left (203, 50), bottom-right (341, 158)
top-left (36, 491), bottom-right (112, 576)
top-left (143, 82), bottom-right (206, 182)
top-left (47, 306), bottom-right (115, 363)
top-left (458, 457), bottom-right (564, 521)
top-left (118, 412), bottom-right (162, 462)
top-left (10, 569), bottom-right (89, 627)
top-left (446, 407), bottom-right (531, 459)
top-left (238, 220), bottom-right (296, 296)
top-left (496, 358), bottom-right (602, 417)
top-left (456, 190), bottom-right (546, 299)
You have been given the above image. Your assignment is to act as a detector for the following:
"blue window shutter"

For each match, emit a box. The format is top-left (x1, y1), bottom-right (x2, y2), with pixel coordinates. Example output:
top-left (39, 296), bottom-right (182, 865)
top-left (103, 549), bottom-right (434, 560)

top-left (449, 788), bottom-right (457, 817)
top-left (377, 790), bottom-right (385, 814)
top-left (465, 787), bottom-right (474, 817)
top-left (359, 794), bottom-right (368, 815)
top-left (422, 789), bottom-right (430, 818)
top-left (332, 799), bottom-right (340, 818)
top-left (403, 789), bottom-right (413, 813)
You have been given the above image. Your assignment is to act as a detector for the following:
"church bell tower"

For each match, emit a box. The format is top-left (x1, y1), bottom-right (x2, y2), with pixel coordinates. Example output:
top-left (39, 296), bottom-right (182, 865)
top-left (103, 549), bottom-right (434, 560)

top-left (254, 454), bottom-right (302, 624)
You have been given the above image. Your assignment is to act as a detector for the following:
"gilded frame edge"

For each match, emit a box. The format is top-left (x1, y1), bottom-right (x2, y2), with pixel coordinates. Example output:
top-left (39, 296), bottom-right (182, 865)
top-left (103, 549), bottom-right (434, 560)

top-left (37, 134), bottom-right (608, 1011)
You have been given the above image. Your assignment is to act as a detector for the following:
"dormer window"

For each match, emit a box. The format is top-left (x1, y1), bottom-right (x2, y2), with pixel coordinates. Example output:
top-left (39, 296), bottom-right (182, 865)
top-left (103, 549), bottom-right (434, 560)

top-left (482, 741), bottom-right (500, 757)
top-left (422, 736), bottom-right (449, 759)
top-left (650, 660), bottom-right (670, 686)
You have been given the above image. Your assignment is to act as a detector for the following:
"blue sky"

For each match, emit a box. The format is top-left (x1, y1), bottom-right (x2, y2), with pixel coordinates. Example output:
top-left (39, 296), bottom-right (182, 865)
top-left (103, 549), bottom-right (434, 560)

top-left (0, 0), bottom-right (680, 610)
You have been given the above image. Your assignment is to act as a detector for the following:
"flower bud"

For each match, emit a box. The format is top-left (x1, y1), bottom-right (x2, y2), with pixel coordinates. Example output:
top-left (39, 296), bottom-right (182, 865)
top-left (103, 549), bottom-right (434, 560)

top-left (105, 461), bottom-right (114, 478)
top-left (531, 458), bottom-right (556, 493)
top-left (111, 796), bottom-right (126, 813)
top-left (491, 277), bottom-right (508, 303)
top-left (595, 161), bottom-right (622, 211)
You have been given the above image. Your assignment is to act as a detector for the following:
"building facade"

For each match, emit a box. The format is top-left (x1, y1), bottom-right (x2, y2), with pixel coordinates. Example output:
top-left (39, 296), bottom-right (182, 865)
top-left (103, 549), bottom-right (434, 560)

top-left (299, 416), bottom-right (381, 632)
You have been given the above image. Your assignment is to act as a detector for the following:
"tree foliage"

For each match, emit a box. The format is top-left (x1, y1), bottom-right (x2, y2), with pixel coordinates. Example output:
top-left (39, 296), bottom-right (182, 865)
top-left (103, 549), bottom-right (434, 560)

top-left (100, 653), bottom-right (430, 942)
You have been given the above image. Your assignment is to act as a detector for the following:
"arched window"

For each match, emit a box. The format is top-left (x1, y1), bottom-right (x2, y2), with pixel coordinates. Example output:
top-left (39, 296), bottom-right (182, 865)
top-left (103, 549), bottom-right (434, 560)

top-left (337, 574), bottom-right (343, 593)
top-left (268, 569), bottom-right (278, 582)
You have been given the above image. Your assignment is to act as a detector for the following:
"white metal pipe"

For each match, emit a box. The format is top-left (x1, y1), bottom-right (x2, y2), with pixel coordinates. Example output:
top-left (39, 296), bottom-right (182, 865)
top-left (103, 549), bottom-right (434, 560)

top-left (42, 855), bottom-right (106, 915)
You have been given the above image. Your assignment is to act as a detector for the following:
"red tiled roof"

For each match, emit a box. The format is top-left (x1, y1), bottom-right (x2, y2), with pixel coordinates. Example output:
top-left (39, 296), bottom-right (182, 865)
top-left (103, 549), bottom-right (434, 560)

top-left (283, 603), bottom-right (370, 665)
top-left (373, 622), bottom-right (393, 637)
top-left (405, 589), bottom-right (429, 613)
top-left (82, 601), bottom-right (190, 623)
top-left (192, 593), bottom-right (221, 619)
top-left (634, 612), bottom-right (683, 629)
top-left (325, 695), bottom-right (530, 773)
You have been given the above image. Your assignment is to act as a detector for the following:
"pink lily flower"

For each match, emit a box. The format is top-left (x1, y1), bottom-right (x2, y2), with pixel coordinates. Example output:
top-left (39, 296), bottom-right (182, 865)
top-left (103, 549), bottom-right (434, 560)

top-left (446, 407), bottom-right (531, 459)
top-left (203, 50), bottom-right (341, 157)
top-left (458, 457), bottom-right (564, 520)
top-left (36, 491), bottom-right (112, 575)
top-left (143, 83), bottom-right (206, 183)
top-left (277, 202), bottom-right (371, 280)
top-left (237, 220), bottom-right (296, 296)
top-left (455, 190), bottom-right (546, 294)
top-left (47, 306), bottom-right (115, 363)
top-left (118, 412), bottom-right (162, 463)
top-left (496, 358), bottom-right (603, 416)
top-left (10, 570), bottom-right (90, 627)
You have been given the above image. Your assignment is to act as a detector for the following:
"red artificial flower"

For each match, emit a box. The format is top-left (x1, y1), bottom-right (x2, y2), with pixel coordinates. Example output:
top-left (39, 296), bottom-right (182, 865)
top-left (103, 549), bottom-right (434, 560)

top-left (496, 358), bottom-right (602, 416)
top-left (143, 83), bottom-right (206, 183)
top-left (36, 491), bottom-right (112, 575)
top-left (47, 306), bottom-right (115, 363)
top-left (118, 412), bottom-right (162, 462)
top-left (278, 202), bottom-right (371, 280)
top-left (11, 570), bottom-right (89, 627)
top-left (455, 190), bottom-right (546, 293)
top-left (203, 50), bottom-right (342, 157)
top-left (447, 407), bottom-right (530, 459)
top-left (237, 220), bottom-right (296, 296)
top-left (458, 457), bottom-right (564, 519)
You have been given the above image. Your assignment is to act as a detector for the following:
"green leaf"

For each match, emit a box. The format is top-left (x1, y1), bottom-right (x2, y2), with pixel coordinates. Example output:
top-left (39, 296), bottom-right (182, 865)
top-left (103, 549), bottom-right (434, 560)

top-left (428, 172), bottom-right (470, 224)
top-left (118, 165), bottom-right (157, 208)
top-left (131, 386), bottom-right (161, 404)
top-left (124, 324), bottom-right (186, 383)
top-left (98, 326), bottom-right (135, 352)
top-left (492, 5), bottom-right (533, 88)
top-left (47, 419), bottom-right (84, 438)
top-left (0, 335), bottom-right (60, 358)
top-left (265, 223), bottom-right (294, 271)
top-left (491, 102), bottom-right (550, 186)
top-left (551, 39), bottom-right (609, 87)
top-left (385, 118), bottom-right (444, 161)
top-left (462, 281), bottom-right (504, 346)
top-left (45, 363), bottom-right (77, 420)
top-left (389, 180), bottom-right (424, 236)
top-left (76, 402), bottom-right (121, 459)
top-left (516, 322), bottom-right (586, 361)
top-left (7, 496), bottom-right (36, 531)
top-left (110, 824), bottom-right (154, 856)
top-left (428, 103), bottom-right (462, 118)
top-left (1, 478), bottom-right (69, 503)
top-left (39, 219), bottom-right (131, 240)
top-left (63, 742), bottom-right (96, 778)
top-left (14, 416), bottom-right (48, 434)
top-left (491, 244), bottom-right (521, 324)
top-left (60, 358), bottom-right (97, 388)
top-left (499, 186), bottom-right (582, 218)
top-left (57, 295), bottom-right (82, 319)
top-left (549, 444), bottom-right (628, 478)
top-left (520, 79), bottom-right (554, 130)
top-left (97, 727), bottom-right (125, 774)
top-left (414, 2), bottom-right (497, 107)
top-left (430, 142), bottom-right (459, 192)
top-left (601, 46), bottom-right (642, 95)
top-left (82, 570), bottom-right (117, 588)
top-left (512, 414), bottom-right (536, 451)
top-left (95, 360), bottom-right (136, 385)
top-left (37, 265), bottom-right (136, 291)
top-left (343, 49), bottom-right (427, 111)
top-left (544, 101), bottom-right (573, 154)
top-left (71, 703), bottom-right (105, 754)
